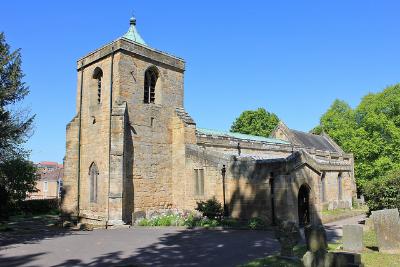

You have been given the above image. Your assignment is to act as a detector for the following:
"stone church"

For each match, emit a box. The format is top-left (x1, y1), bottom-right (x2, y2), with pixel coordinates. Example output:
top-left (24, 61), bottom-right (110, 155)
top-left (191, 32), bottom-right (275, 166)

top-left (62, 17), bottom-right (357, 227)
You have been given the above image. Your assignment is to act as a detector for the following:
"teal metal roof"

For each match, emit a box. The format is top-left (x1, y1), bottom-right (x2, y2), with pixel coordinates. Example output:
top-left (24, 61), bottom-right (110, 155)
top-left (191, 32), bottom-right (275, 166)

top-left (123, 17), bottom-right (146, 45)
top-left (197, 128), bottom-right (290, 145)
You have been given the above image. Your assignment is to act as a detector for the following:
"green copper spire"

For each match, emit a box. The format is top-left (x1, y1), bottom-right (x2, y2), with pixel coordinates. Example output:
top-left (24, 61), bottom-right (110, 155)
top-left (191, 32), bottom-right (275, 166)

top-left (123, 16), bottom-right (146, 45)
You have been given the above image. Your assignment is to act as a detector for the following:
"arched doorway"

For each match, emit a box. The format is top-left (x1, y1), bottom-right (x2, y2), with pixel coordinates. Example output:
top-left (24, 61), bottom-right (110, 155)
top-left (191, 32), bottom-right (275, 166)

top-left (298, 184), bottom-right (311, 226)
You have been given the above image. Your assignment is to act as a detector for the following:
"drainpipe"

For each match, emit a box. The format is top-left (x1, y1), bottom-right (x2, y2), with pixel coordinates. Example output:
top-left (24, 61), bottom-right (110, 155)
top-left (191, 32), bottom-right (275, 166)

top-left (77, 61), bottom-right (84, 220)
top-left (221, 165), bottom-right (227, 216)
top-left (107, 47), bottom-right (115, 228)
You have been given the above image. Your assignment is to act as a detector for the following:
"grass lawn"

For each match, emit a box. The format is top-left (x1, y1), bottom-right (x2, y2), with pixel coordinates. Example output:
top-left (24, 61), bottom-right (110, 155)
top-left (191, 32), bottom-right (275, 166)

top-left (321, 206), bottom-right (368, 223)
top-left (240, 230), bottom-right (400, 267)
top-left (361, 229), bottom-right (400, 266)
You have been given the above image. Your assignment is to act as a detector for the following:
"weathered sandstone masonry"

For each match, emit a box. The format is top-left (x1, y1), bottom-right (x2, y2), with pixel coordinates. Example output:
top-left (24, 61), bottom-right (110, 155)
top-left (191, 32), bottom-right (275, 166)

top-left (62, 18), bottom-right (357, 227)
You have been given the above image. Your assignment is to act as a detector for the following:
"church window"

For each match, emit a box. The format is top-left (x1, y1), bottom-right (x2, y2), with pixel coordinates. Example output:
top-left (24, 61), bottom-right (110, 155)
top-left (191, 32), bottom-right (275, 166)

top-left (43, 181), bottom-right (48, 192)
top-left (194, 168), bottom-right (204, 196)
top-left (320, 172), bottom-right (326, 202)
top-left (338, 173), bottom-right (343, 200)
top-left (89, 162), bottom-right (99, 203)
top-left (93, 67), bottom-right (103, 104)
top-left (144, 67), bottom-right (158, 104)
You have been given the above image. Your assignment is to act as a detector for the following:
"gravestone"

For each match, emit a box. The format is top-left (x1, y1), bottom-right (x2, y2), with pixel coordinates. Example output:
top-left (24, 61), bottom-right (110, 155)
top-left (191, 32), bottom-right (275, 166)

top-left (302, 225), bottom-right (364, 267)
top-left (343, 224), bottom-right (363, 252)
top-left (304, 224), bottom-right (327, 252)
top-left (364, 217), bottom-right (374, 232)
top-left (372, 209), bottom-right (400, 253)
top-left (302, 225), bottom-right (330, 267)
top-left (275, 220), bottom-right (301, 258)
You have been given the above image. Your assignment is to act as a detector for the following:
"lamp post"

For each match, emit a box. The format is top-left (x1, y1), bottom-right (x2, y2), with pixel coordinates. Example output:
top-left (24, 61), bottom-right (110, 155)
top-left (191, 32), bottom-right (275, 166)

top-left (221, 165), bottom-right (228, 216)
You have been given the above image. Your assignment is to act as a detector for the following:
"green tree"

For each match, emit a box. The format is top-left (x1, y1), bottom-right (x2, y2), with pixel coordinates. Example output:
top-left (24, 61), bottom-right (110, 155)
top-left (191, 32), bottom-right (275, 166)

top-left (363, 169), bottom-right (400, 212)
top-left (312, 99), bottom-right (356, 148)
top-left (0, 158), bottom-right (38, 218)
top-left (314, 84), bottom-right (400, 191)
top-left (230, 108), bottom-right (279, 137)
top-left (0, 32), bottom-right (36, 219)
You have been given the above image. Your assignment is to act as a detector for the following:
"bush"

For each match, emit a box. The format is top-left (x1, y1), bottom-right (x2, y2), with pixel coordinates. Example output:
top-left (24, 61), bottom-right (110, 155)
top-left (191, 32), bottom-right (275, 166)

top-left (183, 213), bottom-right (201, 228)
top-left (138, 214), bottom-right (185, 226)
top-left (248, 217), bottom-right (266, 230)
top-left (14, 199), bottom-right (60, 215)
top-left (363, 169), bottom-right (400, 212)
top-left (195, 197), bottom-right (223, 220)
top-left (136, 212), bottom-right (223, 228)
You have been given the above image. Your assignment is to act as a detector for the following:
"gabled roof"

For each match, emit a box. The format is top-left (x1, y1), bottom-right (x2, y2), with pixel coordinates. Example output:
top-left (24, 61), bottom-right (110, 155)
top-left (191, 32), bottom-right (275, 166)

top-left (197, 127), bottom-right (290, 145)
top-left (270, 121), bottom-right (343, 153)
top-left (40, 168), bottom-right (63, 182)
top-left (290, 129), bottom-right (337, 152)
top-left (37, 161), bottom-right (59, 167)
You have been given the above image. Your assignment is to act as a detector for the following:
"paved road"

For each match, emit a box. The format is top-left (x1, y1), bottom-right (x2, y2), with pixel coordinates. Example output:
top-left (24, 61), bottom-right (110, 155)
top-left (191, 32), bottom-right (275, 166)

top-left (324, 214), bottom-right (366, 242)
top-left (0, 226), bottom-right (279, 267)
top-left (0, 214), bottom-right (366, 267)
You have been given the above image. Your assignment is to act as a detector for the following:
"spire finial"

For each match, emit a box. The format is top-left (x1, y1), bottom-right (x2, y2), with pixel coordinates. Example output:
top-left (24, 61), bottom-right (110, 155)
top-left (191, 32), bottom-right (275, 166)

top-left (123, 15), bottom-right (147, 46)
top-left (130, 16), bottom-right (136, 26)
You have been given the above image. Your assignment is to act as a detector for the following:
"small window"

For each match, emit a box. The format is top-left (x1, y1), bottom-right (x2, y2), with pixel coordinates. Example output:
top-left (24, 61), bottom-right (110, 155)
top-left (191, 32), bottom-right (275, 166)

top-left (144, 67), bottom-right (158, 104)
top-left (320, 173), bottom-right (326, 202)
top-left (338, 173), bottom-right (343, 200)
top-left (93, 67), bottom-right (103, 104)
top-left (89, 162), bottom-right (99, 203)
top-left (194, 169), bottom-right (204, 196)
top-left (43, 181), bottom-right (48, 192)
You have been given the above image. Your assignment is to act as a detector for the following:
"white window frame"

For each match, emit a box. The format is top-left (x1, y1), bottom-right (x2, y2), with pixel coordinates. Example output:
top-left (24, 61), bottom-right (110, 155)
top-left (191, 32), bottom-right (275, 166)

top-left (43, 181), bottom-right (48, 192)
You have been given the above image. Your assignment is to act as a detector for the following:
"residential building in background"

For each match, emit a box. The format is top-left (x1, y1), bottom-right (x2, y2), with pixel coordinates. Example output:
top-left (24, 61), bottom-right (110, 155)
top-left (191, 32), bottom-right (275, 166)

top-left (29, 162), bottom-right (63, 199)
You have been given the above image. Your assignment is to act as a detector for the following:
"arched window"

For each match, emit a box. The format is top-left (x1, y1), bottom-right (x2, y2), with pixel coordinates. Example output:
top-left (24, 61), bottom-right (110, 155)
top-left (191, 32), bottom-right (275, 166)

top-left (93, 67), bottom-right (103, 104)
top-left (337, 173), bottom-right (343, 200)
top-left (89, 162), bottom-right (99, 203)
top-left (320, 172), bottom-right (326, 202)
top-left (144, 67), bottom-right (158, 104)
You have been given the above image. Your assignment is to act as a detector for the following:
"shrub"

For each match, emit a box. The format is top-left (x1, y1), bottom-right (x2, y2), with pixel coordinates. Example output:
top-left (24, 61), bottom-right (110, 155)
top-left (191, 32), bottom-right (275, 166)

top-left (248, 217), bottom-right (266, 230)
top-left (137, 214), bottom-right (185, 226)
top-left (137, 212), bottom-right (225, 228)
top-left (183, 213), bottom-right (202, 228)
top-left (195, 197), bottom-right (223, 220)
top-left (363, 169), bottom-right (400, 212)
top-left (200, 218), bottom-right (219, 228)
top-left (12, 199), bottom-right (60, 215)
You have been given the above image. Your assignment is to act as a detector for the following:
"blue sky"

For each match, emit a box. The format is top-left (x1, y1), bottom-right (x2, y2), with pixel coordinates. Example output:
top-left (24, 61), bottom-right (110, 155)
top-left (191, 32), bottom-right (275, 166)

top-left (1, 1), bottom-right (400, 163)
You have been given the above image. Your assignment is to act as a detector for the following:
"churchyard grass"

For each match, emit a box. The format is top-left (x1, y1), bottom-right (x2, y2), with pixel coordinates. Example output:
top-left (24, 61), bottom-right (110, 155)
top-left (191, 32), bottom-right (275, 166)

top-left (241, 230), bottom-right (400, 267)
top-left (239, 244), bottom-right (339, 267)
top-left (361, 229), bottom-right (400, 266)
top-left (321, 207), bottom-right (367, 223)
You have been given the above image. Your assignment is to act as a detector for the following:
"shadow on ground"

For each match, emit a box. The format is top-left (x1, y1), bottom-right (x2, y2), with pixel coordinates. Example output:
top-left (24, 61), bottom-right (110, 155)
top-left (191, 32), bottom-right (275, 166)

top-left (58, 229), bottom-right (278, 267)
top-left (0, 227), bottom-right (279, 267)
top-left (0, 215), bottom-right (74, 249)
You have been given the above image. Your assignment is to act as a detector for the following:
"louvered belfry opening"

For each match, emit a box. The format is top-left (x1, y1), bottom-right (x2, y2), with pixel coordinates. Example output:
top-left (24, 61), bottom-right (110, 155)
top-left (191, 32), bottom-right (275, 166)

top-left (144, 67), bottom-right (158, 104)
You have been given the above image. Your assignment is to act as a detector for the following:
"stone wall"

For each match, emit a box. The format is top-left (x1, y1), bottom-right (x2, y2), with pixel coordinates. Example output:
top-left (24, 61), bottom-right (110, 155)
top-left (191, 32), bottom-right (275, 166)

top-left (182, 142), bottom-right (356, 225)
top-left (63, 35), bottom-right (357, 227)
top-left (115, 44), bottom-right (185, 215)
top-left (61, 115), bottom-right (79, 218)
